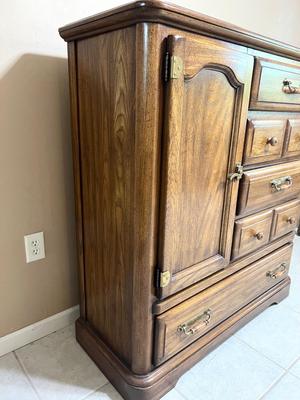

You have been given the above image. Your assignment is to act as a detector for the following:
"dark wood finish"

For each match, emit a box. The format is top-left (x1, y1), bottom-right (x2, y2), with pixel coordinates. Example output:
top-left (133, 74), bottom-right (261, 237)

top-left (67, 42), bottom-right (86, 319)
top-left (59, 1), bottom-right (300, 61)
top-left (153, 232), bottom-right (294, 314)
top-left (283, 118), bottom-right (300, 158)
top-left (158, 34), bottom-right (253, 298)
top-left (75, 25), bottom-right (162, 373)
top-left (271, 199), bottom-right (300, 240)
top-left (244, 117), bottom-right (286, 166)
top-left (244, 112), bottom-right (300, 167)
top-left (77, 28), bottom-right (136, 366)
top-left (154, 244), bottom-right (292, 365)
top-left (250, 57), bottom-right (300, 111)
top-left (232, 209), bottom-right (273, 259)
top-left (76, 278), bottom-right (290, 400)
top-left (238, 160), bottom-right (300, 216)
top-left (61, 3), bottom-right (300, 399)
top-left (130, 23), bottom-right (164, 374)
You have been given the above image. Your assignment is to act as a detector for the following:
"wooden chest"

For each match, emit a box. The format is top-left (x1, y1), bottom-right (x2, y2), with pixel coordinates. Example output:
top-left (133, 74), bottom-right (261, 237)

top-left (59, 2), bottom-right (300, 399)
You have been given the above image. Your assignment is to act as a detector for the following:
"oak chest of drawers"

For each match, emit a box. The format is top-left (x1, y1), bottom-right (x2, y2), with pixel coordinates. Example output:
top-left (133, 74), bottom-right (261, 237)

top-left (59, 2), bottom-right (300, 399)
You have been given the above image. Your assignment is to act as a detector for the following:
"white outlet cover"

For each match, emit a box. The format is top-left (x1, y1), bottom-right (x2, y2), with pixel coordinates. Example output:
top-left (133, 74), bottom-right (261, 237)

top-left (24, 232), bottom-right (45, 263)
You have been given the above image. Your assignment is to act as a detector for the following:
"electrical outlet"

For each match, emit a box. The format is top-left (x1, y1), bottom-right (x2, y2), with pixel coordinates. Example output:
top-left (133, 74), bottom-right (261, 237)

top-left (24, 232), bottom-right (45, 263)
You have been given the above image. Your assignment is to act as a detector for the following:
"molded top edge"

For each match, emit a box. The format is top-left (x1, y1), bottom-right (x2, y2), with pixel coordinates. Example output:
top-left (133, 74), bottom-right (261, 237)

top-left (59, 0), bottom-right (300, 60)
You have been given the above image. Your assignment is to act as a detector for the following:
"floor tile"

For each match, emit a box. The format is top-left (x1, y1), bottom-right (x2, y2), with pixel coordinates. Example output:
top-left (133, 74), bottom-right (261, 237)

top-left (281, 260), bottom-right (300, 314)
top-left (161, 388), bottom-right (187, 400)
top-left (236, 302), bottom-right (300, 369)
top-left (82, 383), bottom-right (123, 399)
top-left (281, 277), bottom-right (300, 314)
top-left (289, 358), bottom-right (300, 379)
top-left (175, 337), bottom-right (284, 400)
top-left (262, 373), bottom-right (300, 400)
top-left (0, 352), bottom-right (39, 400)
top-left (15, 324), bottom-right (107, 400)
top-left (281, 238), bottom-right (300, 314)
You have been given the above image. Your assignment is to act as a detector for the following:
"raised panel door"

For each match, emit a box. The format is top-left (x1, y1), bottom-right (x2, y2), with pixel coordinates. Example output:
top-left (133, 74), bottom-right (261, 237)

top-left (158, 35), bottom-right (253, 298)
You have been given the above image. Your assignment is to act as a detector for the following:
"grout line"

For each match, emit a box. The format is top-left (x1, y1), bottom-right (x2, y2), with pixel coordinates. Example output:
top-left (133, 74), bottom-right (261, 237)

top-left (78, 382), bottom-right (112, 400)
top-left (286, 355), bottom-right (300, 379)
top-left (234, 335), bottom-right (289, 371)
top-left (287, 355), bottom-right (300, 371)
top-left (236, 332), bottom-right (300, 374)
top-left (257, 370), bottom-right (287, 400)
top-left (173, 389), bottom-right (189, 400)
top-left (13, 351), bottom-right (42, 400)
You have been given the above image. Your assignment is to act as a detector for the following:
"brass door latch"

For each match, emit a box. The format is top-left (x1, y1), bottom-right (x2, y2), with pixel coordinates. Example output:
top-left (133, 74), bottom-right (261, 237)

top-left (228, 163), bottom-right (244, 181)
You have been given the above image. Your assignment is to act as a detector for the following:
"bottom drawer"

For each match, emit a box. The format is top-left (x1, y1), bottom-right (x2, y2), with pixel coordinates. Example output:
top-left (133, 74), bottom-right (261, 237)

top-left (154, 244), bottom-right (292, 365)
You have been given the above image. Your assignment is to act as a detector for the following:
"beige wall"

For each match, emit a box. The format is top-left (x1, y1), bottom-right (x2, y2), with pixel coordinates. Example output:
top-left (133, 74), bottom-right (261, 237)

top-left (173, 0), bottom-right (300, 48)
top-left (1, 0), bottom-right (300, 338)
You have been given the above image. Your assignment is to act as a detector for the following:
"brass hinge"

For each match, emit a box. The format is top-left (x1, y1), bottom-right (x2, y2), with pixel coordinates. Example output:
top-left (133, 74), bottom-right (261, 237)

top-left (164, 53), bottom-right (183, 82)
top-left (228, 163), bottom-right (244, 181)
top-left (156, 269), bottom-right (171, 288)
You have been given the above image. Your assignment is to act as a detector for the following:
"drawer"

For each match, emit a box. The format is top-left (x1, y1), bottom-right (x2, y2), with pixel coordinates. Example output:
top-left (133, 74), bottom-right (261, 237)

top-left (232, 209), bottom-right (273, 260)
top-left (244, 112), bottom-right (300, 166)
top-left (251, 58), bottom-right (300, 111)
top-left (283, 119), bottom-right (300, 158)
top-left (154, 244), bottom-right (292, 365)
top-left (244, 117), bottom-right (286, 165)
top-left (271, 199), bottom-right (300, 240)
top-left (238, 160), bottom-right (300, 215)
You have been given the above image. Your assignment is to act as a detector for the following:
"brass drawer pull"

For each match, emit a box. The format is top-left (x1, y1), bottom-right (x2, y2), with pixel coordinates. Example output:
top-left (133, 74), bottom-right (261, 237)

top-left (254, 232), bottom-right (264, 240)
top-left (267, 262), bottom-right (287, 279)
top-left (267, 137), bottom-right (278, 146)
top-left (178, 309), bottom-right (212, 336)
top-left (282, 79), bottom-right (300, 94)
top-left (287, 216), bottom-right (296, 224)
top-left (271, 175), bottom-right (293, 192)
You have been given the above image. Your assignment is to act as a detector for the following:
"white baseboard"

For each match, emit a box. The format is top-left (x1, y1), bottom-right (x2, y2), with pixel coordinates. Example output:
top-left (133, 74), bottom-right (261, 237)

top-left (0, 305), bottom-right (80, 357)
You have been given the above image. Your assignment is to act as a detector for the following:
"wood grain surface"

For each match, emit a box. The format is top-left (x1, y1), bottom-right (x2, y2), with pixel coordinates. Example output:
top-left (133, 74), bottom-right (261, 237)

top-left (232, 209), bottom-right (273, 259)
top-left (271, 199), bottom-right (300, 240)
top-left (62, 4), bottom-right (300, 399)
top-left (250, 57), bottom-right (300, 111)
top-left (77, 28), bottom-right (136, 365)
top-left (154, 244), bottom-right (292, 365)
top-left (238, 160), bottom-right (300, 215)
top-left (158, 33), bottom-right (253, 298)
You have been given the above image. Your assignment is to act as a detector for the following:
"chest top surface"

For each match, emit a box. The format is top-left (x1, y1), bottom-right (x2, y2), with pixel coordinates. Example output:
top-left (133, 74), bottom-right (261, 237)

top-left (59, 0), bottom-right (300, 61)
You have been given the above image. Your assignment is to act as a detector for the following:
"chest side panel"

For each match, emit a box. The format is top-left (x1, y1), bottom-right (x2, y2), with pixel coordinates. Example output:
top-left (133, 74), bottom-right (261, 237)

top-left (76, 27), bottom-right (136, 365)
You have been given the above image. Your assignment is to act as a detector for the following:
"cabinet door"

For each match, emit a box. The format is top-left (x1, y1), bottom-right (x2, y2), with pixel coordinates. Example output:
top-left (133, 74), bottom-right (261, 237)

top-left (158, 35), bottom-right (253, 298)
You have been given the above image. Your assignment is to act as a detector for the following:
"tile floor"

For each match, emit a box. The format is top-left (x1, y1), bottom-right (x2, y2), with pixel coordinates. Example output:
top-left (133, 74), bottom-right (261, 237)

top-left (1, 237), bottom-right (300, 400)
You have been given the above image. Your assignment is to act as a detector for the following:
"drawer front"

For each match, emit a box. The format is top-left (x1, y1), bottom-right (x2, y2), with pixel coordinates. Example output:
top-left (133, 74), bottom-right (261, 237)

top-left (244, 117), bottom-right (285, 165)
top-left (238, 160), bottom-right (300, 215)
top-left (154, 244), bottom-right (292, 365)
top-left (283, 119), bottom-right (300, 158)
top-left (251, 58), bottom-right (300, 111)
top-left (271, 199), bottom-right (300, 240)
top-left (232, 210), bottom-right (273, 259)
